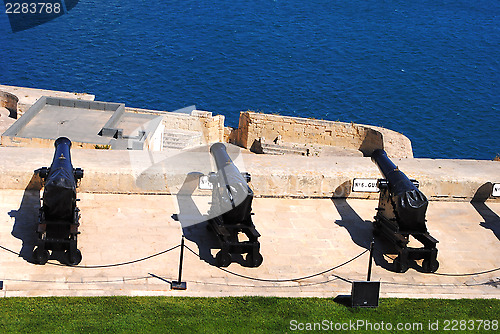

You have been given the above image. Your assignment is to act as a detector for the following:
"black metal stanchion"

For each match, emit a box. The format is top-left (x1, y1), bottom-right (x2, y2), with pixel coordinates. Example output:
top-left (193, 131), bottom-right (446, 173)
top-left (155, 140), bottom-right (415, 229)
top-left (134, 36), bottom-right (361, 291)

top-left (367, 240), bottom-right (374, 281)
top-left (171, 236), bottom-right (187, 290)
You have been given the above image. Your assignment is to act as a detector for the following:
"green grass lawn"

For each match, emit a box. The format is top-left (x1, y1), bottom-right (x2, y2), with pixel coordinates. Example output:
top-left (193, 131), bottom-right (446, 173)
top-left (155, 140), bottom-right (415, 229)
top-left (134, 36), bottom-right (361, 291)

top-left (0, 297), bottom-right (498, 333)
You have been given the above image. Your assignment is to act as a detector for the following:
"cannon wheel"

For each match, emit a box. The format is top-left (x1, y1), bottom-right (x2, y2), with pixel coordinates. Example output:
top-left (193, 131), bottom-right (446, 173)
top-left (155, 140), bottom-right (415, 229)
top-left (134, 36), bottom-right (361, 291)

top-left (394, 256), bottom-right (408, 273)
top-left (245, 252), bottom-right (263, 267)
top-left (215, 250), bottom-right (231, 267)
top-left (33, 247), bottom-right (49, 265)
top-left (65, 249), bottom-right (82, 266)
top-left (422, 258), bottom-right (439, 273)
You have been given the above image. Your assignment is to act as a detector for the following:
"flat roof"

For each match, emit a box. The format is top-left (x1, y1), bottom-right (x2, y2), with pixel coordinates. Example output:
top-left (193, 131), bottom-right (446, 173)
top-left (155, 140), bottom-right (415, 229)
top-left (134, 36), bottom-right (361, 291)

top-left (2, 97), bottom-right (163, 149)
top-left (16, 104), bottom-right (114, 144)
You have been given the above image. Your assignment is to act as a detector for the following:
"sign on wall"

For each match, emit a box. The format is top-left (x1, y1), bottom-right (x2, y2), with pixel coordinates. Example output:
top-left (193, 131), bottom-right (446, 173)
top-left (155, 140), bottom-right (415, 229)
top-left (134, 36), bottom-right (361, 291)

top-left (352, 178), bottom-right (379, 193)
top-left (493, 183), bottom-right (500, 197)
top-left (198, 175), bottom-right (213, 190)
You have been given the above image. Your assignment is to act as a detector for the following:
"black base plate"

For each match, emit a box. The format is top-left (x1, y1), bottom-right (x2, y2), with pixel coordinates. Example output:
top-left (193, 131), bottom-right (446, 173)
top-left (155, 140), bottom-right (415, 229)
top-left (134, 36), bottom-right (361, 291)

top-left (171, 281), bottom-right (187, 290)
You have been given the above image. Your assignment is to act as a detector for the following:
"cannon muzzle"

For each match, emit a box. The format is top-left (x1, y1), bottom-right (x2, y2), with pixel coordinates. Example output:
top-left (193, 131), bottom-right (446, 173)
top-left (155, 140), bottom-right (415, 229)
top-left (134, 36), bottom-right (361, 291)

top-left (372, 149), bottom-right (419, 195)
top-left (210, 142), bottom-right (249, 190)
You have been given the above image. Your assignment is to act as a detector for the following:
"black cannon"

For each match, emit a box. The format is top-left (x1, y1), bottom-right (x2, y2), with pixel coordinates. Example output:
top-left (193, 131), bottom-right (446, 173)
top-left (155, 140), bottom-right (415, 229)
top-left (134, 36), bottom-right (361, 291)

top-left (206, 143), bottom-right (263, 267)
top-left (33, 137), bottom-right (84, 265)
top-left (371, 149), bottom-right (438, 273)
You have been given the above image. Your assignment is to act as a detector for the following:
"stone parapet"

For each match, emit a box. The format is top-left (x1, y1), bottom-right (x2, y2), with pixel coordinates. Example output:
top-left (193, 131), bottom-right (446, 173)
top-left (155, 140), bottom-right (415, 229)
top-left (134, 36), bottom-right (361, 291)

top-left (244, 154), bottom-right (499, 202)
top-left (0, 146), bottom-right (497, 202)
top-left (229, 111), bottom-right (413, 158)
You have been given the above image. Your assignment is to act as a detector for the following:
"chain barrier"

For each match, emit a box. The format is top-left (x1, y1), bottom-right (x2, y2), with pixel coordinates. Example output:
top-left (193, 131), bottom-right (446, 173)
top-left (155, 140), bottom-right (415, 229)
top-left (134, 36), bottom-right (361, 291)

top-left (184, 244), bottom-right (366, 284)
top-left (0, 243), bottom-right (180, 268)
top-left (371, 244), bottom-right (500, 277)
top-left (1, 241), bottom-right (499, 289)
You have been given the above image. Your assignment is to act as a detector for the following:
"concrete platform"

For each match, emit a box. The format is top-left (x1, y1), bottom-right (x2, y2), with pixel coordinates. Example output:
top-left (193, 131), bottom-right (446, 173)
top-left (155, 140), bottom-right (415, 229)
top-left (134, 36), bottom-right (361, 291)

top-left (1, 97), bottom-right (164, 150)
top-left (0, 190), bottom-right (499, 298)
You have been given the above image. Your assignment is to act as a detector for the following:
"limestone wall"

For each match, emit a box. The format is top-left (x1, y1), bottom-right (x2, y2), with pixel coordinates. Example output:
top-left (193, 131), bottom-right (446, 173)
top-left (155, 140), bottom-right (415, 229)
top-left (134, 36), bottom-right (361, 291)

top-left (0, 147), bottom-right (498, 202)
top-left (126, 107), bottom-right (225, 144)
top-left (229, 111), bottom-right (413, 158)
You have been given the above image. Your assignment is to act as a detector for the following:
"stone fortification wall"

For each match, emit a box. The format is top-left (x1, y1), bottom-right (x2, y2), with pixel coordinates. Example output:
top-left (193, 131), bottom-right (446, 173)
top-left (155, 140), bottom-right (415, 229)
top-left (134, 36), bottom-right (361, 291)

top-left (126, 107), bottom-right (225, 144)
top-left (229, 111), bottom-right (413, 158)
top-left (1, 85), bottom-right (411, 155)
top-left (0, 147), bottom-right (498, 202)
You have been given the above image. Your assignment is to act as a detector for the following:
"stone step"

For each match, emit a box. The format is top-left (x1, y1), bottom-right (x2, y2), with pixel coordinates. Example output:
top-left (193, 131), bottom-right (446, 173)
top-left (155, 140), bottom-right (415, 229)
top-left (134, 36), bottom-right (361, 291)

top-left (163, 141), bottom-right (186, 149)
top-left (163, 129), bottom-right (203, 150)
top-left (251, 138), bottom-right (363, 157)
top-left (260, 143), bottom-right (309, 156)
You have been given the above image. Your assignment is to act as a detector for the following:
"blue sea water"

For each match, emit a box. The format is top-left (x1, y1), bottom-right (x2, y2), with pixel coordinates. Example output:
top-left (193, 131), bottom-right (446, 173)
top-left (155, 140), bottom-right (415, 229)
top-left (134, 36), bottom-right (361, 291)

top-left (0, 0), bottom-right (498, 160)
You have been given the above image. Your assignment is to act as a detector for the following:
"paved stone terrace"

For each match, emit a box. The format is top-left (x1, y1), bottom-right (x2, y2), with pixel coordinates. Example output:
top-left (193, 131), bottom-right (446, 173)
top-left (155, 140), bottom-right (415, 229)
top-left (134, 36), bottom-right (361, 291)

top-left (0, 190), bottom-right (499, 298)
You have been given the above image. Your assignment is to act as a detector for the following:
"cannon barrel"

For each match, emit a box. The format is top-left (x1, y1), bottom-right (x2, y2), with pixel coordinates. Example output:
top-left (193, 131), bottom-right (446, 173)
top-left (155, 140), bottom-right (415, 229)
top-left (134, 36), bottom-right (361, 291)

top-left (210, 143), bottom-right (249, 191)
top-left (209, 142), bottom-right (253, 224)
top-left (371, 149), bottom-right (428, 232)
top-left (42, 137), bottom-right (82, 220)
top-left (371, 149), bottom-right (419, 196)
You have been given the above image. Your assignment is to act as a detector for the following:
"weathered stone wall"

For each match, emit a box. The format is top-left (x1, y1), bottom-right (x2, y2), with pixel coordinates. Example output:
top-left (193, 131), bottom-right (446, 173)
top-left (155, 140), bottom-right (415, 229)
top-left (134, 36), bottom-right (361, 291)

top-left (0, 147), bottom-right (498, 202)
top-left (126, 107), bottom-right (225, 144)
top-left (0, 91), bottom-right (18, 118)
top-left (1, 84), bottom-right (411, 156)
top-left (229, 111), bottom-right (413, 158)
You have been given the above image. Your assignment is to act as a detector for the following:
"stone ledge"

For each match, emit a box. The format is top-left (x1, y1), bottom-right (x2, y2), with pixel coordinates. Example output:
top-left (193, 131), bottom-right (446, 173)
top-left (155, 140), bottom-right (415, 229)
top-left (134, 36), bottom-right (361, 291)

top-left (0, 146), bottom-right (497, 202)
